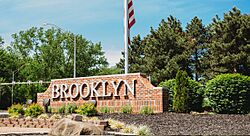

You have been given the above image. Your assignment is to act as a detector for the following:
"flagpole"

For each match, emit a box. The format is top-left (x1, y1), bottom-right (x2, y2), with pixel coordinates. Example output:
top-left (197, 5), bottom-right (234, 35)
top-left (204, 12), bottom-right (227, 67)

top-left (124, 0), bottom-right (129, 74)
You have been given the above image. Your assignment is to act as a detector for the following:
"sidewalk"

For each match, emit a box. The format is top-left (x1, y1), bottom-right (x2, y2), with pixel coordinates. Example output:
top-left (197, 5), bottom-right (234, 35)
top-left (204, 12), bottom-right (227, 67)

top-left (0, 127), bottom-right (49, 135)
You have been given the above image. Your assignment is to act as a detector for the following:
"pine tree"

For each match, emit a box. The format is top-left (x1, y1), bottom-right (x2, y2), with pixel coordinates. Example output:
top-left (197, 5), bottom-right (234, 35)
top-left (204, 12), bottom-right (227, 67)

top-left (186, 17), bottom-right (208, 81)
top-left (204, 7), bottom-right (250, 78)
top-left (0, 36), bottom-right (3, 46)
top-left (116, 35), bottom-right (146, 73)
top-left (144, 16), bottom-right (190, 84)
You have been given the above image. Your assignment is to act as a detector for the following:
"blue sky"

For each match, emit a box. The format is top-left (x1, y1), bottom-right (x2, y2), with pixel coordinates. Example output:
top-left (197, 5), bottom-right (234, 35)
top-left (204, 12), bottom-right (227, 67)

top-left (0, 0), bottom-right (249, 66)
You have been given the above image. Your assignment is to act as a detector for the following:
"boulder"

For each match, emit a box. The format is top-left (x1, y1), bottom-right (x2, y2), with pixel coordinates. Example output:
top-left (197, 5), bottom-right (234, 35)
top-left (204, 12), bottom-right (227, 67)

top-left (48, 118), bottom-right (103, 136)
top-left (72, 114), bottom-right (82, 121)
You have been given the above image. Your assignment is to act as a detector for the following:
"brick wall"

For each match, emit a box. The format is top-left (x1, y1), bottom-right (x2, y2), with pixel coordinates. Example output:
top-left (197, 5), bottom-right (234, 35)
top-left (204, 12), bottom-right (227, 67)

top-left (37, 73), bottom-right (168, 113)
top-left (0, 118), bottom-right (55, 128)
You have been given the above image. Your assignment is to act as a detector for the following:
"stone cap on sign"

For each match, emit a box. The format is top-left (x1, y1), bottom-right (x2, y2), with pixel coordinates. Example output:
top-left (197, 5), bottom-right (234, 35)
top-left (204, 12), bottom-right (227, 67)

top-left (51, 73), bottom-right (148, 81)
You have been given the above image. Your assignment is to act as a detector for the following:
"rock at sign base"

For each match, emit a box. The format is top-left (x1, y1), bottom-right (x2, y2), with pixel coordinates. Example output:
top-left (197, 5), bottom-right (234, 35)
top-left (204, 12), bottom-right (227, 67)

top-left (48, 118), bottom-right (103, 136)
top-left (72, 114), bottom-right (83, 122)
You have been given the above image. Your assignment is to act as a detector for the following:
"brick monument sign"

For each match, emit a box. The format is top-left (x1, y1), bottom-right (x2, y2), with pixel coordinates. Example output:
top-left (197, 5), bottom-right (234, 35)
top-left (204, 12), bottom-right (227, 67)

top-left (37, 73), bottom-right (168, 113)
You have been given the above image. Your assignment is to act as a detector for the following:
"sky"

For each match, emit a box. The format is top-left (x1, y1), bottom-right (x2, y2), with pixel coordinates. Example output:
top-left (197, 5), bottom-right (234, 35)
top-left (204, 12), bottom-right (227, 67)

top-left (0, 0), bottom-right (249, 66)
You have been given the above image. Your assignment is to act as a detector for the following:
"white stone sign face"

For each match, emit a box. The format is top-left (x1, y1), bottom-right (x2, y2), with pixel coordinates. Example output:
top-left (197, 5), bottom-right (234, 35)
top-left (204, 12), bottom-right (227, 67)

top-left (51, 79), bottom-right (136, 100)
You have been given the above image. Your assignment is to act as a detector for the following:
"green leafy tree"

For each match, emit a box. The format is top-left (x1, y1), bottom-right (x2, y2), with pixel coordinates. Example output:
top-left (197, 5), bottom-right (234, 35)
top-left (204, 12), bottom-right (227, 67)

top-left (0, 78), bottom-right (11, 109)
top-left (173, 70), bottom-right (189, 113)
top-left (0, 37), bottom-right (19, 109)
top-left (204, 7), bottom-right (250, 78)
top-left (7, 27), bottom-right (108, 104)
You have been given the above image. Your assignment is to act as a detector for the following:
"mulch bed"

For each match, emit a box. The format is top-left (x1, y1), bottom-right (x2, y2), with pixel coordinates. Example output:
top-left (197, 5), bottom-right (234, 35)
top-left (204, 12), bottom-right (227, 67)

top-left (98, 112), bottom-right (250, 135)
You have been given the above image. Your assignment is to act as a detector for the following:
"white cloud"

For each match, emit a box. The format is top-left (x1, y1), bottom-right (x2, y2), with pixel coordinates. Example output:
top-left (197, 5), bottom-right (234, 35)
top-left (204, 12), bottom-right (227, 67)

top-left (104, 49), bottom-right (122, 67)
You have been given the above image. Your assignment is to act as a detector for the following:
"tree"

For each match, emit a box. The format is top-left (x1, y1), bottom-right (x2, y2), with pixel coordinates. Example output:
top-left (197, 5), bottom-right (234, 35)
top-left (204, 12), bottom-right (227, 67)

top-left (204, 7), bottom-right (250, 78)
top-left (0, 36), bottom-right (16, 108)
top-left (10, 27), bottom-right (108, 79)
top-left (144, 16), bottom-right (190, 84)
top-left (117, 16), bottom-right (191, 85)
top-left (7, 27), bottom-right (108, 104)
top-left (0, 78), bottom-right (11, 109)
top-left (173, 69), bottom-right (189, 113)
top-left (186, 17), bottom-right (208, 81)
top-left (97, 66), bottom-right (122, 75)
top-left (117, 35), bottom-right (147, 73)
top-left (0, 36), bottom-right (4, 46)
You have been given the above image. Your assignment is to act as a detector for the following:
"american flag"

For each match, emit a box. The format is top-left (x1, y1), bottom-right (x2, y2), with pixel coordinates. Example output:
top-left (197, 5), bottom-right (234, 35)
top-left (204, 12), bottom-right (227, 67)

top-left (128, 0), bottom-right (135, 45)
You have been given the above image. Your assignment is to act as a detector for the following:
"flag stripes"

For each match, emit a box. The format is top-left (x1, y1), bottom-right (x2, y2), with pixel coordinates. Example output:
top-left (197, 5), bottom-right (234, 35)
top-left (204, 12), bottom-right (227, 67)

top-left (128, 0), bottom-right (135, 45)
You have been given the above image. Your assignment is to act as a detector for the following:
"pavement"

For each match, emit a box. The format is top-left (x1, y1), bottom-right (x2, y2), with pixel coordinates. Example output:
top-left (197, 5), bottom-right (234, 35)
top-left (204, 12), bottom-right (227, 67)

top-left (0, 110), bottom-right (8, 118)
top-left (0, 127), bottom-right (49, 135)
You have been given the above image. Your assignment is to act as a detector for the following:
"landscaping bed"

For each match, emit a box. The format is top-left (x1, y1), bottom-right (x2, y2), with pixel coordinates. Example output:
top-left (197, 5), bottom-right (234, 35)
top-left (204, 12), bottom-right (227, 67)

top-left (98, 112), bottom-right (250, 135)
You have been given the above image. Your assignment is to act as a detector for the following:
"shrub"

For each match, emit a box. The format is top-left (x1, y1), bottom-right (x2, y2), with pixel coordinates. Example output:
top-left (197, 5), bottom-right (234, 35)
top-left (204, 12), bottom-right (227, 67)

top-left (8, 103), bottom-right (24, 116)
top-left (134, 125), bottom-right (152, 136)
top-left (100, 106), bottom-right (111, 113)
top-left (204, 74), bottom-right (250, 114)
top-left (173, 70), bottom-right (189, 113)
top-left (9, 112), bottom-right (20, 119)
top-left (25, 116), bottom-right (32, 120)
top-left (37, 114), bottom-right (49, 119)
top-left (139, 106), bottom-right (154, 115)
top-left (58, 105), bottom-right (66, 114)
top-left (121, 125), bottom-right (137, 133)
top-left (76, 103), bottom-right (97, 116)
top-left (187, 79), bottom-right (203, 112)
top-left (159, 74), bottom-right (203, 112)
top-left (50, 114), bottom-right (62, 120)
top-left (159, 79), bottom-right (175, 111)
top-left (48, 106), bottom-right (52, 113)
top-left (65, 114), bottom-right (73, 119)
top-left (120, 104), bottom-right (132, 114)
top-left (202, 97), bottom-right (212, 111)
top-left (89, 117), bottom-right (99, 121)
top-left (107, 118), bottom-right (125, 130)
top-left (24, 103), bottom-right (44, 117)
top-left (51, 107), bottom-right (59, 113)
top-left (65, 104), bottom-right (77, 114)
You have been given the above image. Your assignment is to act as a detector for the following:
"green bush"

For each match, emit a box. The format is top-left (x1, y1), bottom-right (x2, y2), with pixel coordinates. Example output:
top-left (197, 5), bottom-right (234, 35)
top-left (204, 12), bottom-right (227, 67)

top-left (76, 103), bottom-right (97, 116)
top-left (120, 104), bottom-right (132, 114)
top-left (65, 104), bottom-right (77, 114)
top-left (24, 103), bottom-right (44, 117)
top-left (48, 106), bottom-right (52, 113)
top-left (8, 103), bottom-right (24, 116)
top-left (187, 79), bottom-right (204, 112)
top-left (135, 125), bottom-right (152, 136)
top-left (204, 74), bottom-right (250, 114)
top-left (50, 114), bottom-right (62, 120)
top-left (58, 104), bottom-right (66, 114)
top-left (173, 70), bottom-right (189, 113)
top-left (159, 79), bottom-right (175, 111)
top-left (139, 106), bottom-right (154, 115)
top-left (159, 75), bottom-right (203, 112)
top-left (37, 114), bottom-right (49, 119)
top-left (100, 106), bottom-right (111, 113)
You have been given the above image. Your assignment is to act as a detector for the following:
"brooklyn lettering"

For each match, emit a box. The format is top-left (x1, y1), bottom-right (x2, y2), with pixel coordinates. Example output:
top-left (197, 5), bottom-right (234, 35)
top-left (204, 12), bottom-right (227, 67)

top-left (52, 79), bottom-right (136, 100)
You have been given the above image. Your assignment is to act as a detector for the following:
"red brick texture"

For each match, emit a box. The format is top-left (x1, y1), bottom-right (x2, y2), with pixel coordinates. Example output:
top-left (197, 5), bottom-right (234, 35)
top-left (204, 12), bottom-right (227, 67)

top-left (37, 73), bottom-right (168, 113)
